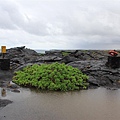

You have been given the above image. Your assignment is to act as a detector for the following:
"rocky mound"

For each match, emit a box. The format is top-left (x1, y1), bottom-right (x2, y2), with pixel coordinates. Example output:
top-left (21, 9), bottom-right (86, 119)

top-left (0, 46), bottom-right (120, 89)
top-left (1, 47), bottom-right (120, 89)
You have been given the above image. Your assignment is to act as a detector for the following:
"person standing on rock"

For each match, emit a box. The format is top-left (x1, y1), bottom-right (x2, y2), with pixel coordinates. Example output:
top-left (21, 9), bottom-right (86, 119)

top-left (108, 50), bottom-right (118, 57)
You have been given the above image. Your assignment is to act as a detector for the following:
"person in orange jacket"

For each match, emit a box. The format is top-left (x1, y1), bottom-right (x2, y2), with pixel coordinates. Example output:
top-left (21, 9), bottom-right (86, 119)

top-left (109, 50), bottom-right (118, 57)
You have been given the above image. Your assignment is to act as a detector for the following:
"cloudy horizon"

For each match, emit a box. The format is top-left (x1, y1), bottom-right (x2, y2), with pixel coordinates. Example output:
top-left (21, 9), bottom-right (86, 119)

top-left (0, 0), bottom-right (120, 50)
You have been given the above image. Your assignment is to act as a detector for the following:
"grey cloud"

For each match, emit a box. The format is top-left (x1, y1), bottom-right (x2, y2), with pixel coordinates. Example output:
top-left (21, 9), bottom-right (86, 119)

top-left (0, 0), bottom-right (25, 30)
top-left (0, 0), bottom-right (48, 36)
top-left (0, 0), bottom-right (120, 49)
top-left (1, 0), bottom-right (120, 37)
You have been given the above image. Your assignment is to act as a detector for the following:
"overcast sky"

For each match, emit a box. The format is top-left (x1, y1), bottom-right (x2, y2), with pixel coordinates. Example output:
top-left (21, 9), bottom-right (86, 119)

top-left (0, 0), bottom-right (120, 50)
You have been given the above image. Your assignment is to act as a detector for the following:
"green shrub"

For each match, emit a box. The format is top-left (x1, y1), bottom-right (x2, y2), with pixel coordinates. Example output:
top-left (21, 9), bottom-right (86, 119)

top-left (62, 51), bottom-right (70, 56)
top-left (13, 62), bottom-right (89, 91)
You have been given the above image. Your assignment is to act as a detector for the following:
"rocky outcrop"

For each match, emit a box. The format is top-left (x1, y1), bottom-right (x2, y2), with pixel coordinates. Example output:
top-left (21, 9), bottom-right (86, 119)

top-left (0, 99), bottom-right (12, 108)
top-left (0, 46), bottom-right (40, 70)
top-left (0, 46), bottom-right (120, 89)
top-left (68, 60), bottom-right (120, 89)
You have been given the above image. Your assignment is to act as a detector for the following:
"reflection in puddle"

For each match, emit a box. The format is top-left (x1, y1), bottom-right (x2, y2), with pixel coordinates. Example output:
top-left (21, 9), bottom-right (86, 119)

top-left (1, 87), bottom-right (120, 120)
top-left (1, 88), bottom-right (6, 97)
top-left (0, 87), bottom-right (31, 102)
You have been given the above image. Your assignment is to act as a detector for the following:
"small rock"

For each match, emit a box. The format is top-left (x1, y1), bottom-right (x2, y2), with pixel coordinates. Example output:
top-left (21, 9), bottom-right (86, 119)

top-left (7, 82), bottom-right (20, 89)
top-left (11, 89), bottom-right (20, 93)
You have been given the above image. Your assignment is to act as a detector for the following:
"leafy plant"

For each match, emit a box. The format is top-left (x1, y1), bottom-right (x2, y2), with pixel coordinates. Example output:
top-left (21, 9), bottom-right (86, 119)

top-left (13, 62), bottom-right (89, 91)
top-left (62, 51), bottom-right (70, 56)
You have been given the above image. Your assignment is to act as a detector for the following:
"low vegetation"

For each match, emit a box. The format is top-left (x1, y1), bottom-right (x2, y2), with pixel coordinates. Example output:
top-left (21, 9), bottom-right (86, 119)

top-left (62, 51), bottom-right (70, 56)
top-left (13, 62), bottom-right (89, 91)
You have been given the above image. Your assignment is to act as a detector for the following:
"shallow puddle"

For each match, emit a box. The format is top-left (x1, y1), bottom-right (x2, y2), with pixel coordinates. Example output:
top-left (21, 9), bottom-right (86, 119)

top-left (1, 87), bottom-right (120, 120)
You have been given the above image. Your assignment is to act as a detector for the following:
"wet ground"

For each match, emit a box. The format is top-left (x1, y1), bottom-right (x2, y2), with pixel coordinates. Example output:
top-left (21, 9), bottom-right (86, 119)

top-left (0, 69), bottom-right (14, 108)
top-left (1, 87), bottom-right (120, 120)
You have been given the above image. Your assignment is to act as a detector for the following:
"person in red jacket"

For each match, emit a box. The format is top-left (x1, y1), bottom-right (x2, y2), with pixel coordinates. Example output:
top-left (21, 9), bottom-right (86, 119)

top-left (109, 50), bottom-right (118, 57)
